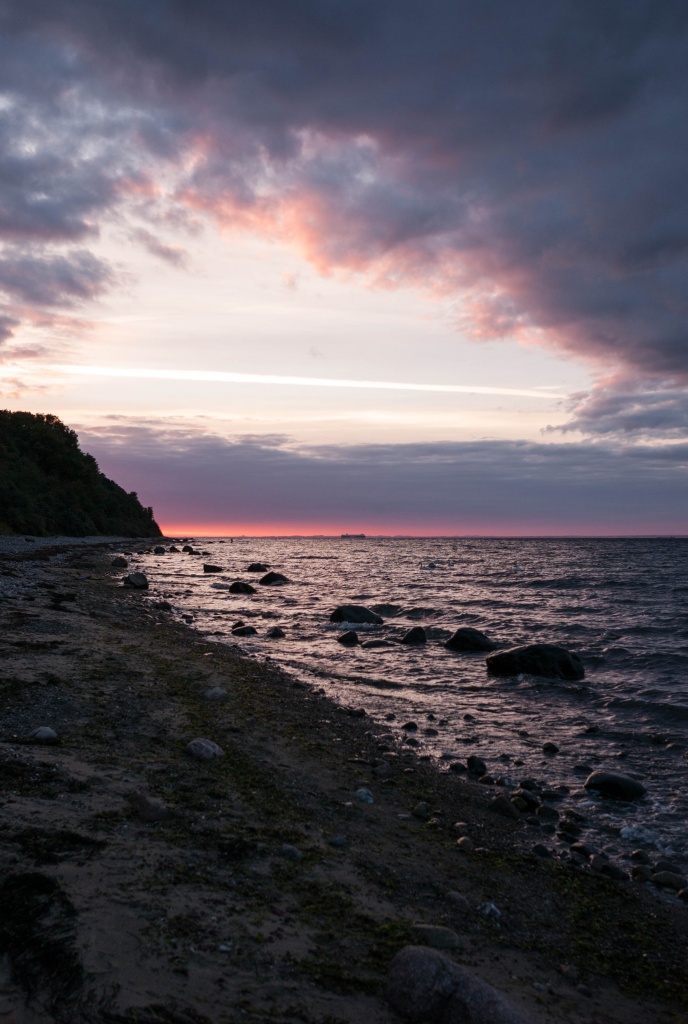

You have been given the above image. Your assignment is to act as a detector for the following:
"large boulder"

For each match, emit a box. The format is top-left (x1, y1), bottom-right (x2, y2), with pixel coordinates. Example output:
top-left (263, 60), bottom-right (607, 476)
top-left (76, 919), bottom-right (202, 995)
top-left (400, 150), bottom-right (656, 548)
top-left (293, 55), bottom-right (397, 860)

top-left (445, 627), bottom-right (496, 652)
top-left (584, 770), bottom-right (646, 800)
top-left (486, 644), bottom-right (584, 680)
top-left (229, 580), bottom-right (256, 594)
top-left (330, 605), bottom-right (383, 625)
top-left (259, 571), bottom-right (290, 585)
top-left (386, 946), bottom-right (533, 1024)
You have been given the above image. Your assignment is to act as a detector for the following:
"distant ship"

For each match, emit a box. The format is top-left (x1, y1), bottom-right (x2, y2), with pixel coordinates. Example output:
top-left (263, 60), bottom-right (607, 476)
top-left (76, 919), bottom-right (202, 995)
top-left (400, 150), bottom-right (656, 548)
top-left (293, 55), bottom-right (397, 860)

top-left (341, 533), bottom-right (366, 538)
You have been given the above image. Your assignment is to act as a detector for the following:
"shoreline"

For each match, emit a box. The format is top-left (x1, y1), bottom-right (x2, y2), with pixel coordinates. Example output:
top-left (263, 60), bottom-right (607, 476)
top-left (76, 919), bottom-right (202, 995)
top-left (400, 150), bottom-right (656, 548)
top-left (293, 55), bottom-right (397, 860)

top-left (0, 545), bottom-right (686, 1022)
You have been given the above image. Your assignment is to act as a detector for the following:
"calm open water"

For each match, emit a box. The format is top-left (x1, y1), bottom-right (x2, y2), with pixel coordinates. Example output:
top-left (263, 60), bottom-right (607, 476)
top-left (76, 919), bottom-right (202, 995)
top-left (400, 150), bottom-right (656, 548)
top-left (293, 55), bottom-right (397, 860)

top-left (132, 537), bottom-right (688, 873)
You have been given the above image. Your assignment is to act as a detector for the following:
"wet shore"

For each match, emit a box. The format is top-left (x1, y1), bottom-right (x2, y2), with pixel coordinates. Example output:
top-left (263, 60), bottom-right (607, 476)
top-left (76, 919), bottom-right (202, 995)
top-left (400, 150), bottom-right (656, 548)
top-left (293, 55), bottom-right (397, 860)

top-left (0, 541), bottom-right (687, 1023)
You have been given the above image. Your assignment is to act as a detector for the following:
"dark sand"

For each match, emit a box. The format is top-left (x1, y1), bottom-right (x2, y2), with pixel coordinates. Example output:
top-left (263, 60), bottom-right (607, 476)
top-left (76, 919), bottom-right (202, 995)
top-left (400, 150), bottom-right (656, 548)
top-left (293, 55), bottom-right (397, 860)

top-left (1, 542), bottom-right (687, 1023)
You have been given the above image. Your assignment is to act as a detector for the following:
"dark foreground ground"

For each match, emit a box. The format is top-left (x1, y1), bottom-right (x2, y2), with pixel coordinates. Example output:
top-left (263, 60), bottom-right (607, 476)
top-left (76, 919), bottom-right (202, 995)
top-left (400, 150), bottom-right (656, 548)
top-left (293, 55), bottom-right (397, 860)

top-left (0, 544), bottom-right (687, 1023)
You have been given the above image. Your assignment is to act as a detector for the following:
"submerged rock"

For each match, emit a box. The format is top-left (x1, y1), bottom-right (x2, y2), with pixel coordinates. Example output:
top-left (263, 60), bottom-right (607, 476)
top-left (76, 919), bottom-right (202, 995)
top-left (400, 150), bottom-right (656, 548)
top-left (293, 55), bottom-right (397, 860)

top-left (330, 604), bottom-right (383, 624)
top-left (232, 625), bottom-right (257, 637)
top-left (445, 627), bottom-right (496, 652)
top-left (266, 626), bottom-right (285, 639)
top-left (361, 639), bottom-right (397, 649)
top-left (337, 629), bottom-right (359, 646)
top-left (123, 572), bottom-right (148, 589)
top-left (400, 626), bottom-right (427, 645)
top-left (386, 946), bottom-right (533, 1024)
top-left (229, 580), bottom-right (256, 594)
top-left (486, 643), bottom-right (585, 680)
top-left (259, 571), bottom-right (290, 585)
top-left (203, 563), bottom-right (223, 573)
top-left (584, 770), bottom-right (646, 800)
top-left (154, 546), bottom-right (166, 555)
top-left (247, 562), bottom-right (269, 572)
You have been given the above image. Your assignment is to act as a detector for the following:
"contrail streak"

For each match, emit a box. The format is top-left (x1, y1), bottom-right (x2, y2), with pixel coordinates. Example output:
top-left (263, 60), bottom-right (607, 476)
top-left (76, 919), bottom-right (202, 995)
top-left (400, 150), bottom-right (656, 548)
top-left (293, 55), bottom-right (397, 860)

top-left (49, 364), bottom-right (563, 399)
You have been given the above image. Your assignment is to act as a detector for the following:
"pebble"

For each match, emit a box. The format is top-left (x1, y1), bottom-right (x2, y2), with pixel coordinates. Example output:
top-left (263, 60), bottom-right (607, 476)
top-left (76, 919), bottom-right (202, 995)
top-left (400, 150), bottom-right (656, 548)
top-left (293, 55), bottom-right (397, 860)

top-left (186, 738), bottom-right (224, 760)
top-left (409, 923), bottom-right (462, 950)
top-left (29, 727), bottom-right (59, 744)
top-left (456, 837), bottom-right (475, 852)
top-left (278, 843), bottom-right (303, 860)
top-left (354, 787), bottom-right (374, 803)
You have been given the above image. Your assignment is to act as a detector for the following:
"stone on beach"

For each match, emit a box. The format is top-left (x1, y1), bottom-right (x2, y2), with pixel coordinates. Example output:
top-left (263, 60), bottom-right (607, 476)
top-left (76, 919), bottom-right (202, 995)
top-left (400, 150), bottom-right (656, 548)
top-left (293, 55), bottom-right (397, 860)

top-left (400, 626), bottom-right (427, 644)
top-left (259, 571), bottom-right (290, 585)
top-left (123, 572), bottom-right (149, 589)
top-left (386, 946), bottom-right (533, 1024)
top-left (330, 605), bottom-right (383, 624)
top-left (29, 726), bottom-right (58, 744)
top-left (337, 629), bottom-right (359, 646)
top-left (486, 643), bottom-right (585, 680)
top-left (584, 770), bottom-right (646, 800)
top-left (186, 738), bottom-right (224, 760)
top-left (445, 627), bottom-right (496, 652)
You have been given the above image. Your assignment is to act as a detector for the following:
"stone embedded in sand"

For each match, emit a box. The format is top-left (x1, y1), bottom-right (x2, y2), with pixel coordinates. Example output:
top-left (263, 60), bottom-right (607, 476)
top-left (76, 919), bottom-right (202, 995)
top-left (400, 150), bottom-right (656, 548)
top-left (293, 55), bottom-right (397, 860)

top-left (486, 643), bottom-right (585, 680)
top-left (111, 556), bottom-right (128, 568)
top-left (489, 794), bottom-right (520, 819)
top-left (123, 572), bottom-right (148, 589)
top-left (186, 738), bottom-right (224, 760)
top-left (400, 626), bottom-right (427, 645)
top-left (259, 571), bottom-right (290, 585)
top-left (127, 791), bottom-right (170, 822)
top-left (386, 946), bottom-right (534, 1024)
top-left (445, 627), bottom-right (496, 652)
top-left (337, 629), bottom-right (359, 646)
top-left (29, 727), bottom-right (58, 744)
top-left (229, 580), bottom-right (256, 594)
top-left (203, 563), bottom-right (223, 573)
top-left (410, 924), bottom-right (462, 950)
top-left (329, 605), bottom-right (383, 624)
top-left (584, 770), bottom-right (646, 800)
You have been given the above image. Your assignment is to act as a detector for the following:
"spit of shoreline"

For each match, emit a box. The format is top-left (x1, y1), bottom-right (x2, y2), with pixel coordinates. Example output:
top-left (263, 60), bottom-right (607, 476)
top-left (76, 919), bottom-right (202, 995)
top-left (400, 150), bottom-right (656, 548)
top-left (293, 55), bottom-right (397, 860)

top-left (0, 538), bottom-right (687, 1024)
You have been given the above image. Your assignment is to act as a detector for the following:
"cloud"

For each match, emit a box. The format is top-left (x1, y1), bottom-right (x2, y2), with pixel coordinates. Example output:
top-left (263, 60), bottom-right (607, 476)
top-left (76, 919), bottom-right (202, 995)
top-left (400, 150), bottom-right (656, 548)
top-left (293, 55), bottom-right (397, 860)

top-left (556, 379), bottom-right (688, 438)
top-left (0, 247), bottom-right (115, 307)
top-left (78, 422), bottom-right (688, 534)
top-left (0, 0), bottom-right (687, 406)
top-left (130, 228), bottom-right (190, 267)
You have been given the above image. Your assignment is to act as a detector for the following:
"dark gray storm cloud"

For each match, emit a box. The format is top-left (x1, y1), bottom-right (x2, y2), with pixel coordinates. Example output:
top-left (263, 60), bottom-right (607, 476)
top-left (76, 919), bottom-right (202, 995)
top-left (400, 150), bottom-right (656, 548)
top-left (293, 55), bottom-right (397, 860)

top-left (1, 1), bottom-right (687, 426)
top-left (80, 424), bottom-right (688, 533)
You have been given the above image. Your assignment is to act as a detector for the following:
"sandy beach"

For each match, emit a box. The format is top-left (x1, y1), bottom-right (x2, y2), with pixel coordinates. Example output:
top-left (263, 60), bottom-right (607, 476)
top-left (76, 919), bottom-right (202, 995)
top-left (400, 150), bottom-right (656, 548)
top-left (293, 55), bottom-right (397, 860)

top-left (1, 541), bottom-right (687, 1024)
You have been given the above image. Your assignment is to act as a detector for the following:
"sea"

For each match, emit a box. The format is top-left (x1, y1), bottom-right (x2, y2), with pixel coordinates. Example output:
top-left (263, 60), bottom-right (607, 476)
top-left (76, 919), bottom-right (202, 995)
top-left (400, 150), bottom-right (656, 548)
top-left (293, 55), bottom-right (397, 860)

top-left (132, 536), bottom-right (688, 876)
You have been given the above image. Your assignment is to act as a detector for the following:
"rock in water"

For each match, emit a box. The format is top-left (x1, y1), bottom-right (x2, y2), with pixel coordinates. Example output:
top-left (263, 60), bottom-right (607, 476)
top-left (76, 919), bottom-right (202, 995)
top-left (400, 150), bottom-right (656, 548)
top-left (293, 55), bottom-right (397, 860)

top-left (445, 627), bottom-right (496, 652)
top-left (386, 946), bottom-right (533, 1023)
top-left (584, 770), bottom-right (646, 800)
top-left (400, 626), bottom-right (427, 645)
top-left (111, 556), bottom-right (128, 568)
top-left (259, 571), bottom-right (290, 585)
top-left (361, 639), bottom-right (397, 649)
top-left (232, 625), bottom-right (257, 636)
top-left (229, 580), bottom-right (256, 594)
top-left (337, 630), bottom-right (359, 646)
top-left (186, 738), bottom-right (224, 760)
top-left (486, 643), bottom-right (585, 680)
top-left (266, 626), bottom-right (285, 638)
top-left (203, 563), bottom-right (223, 573)
top-left (330, 605), bottom-right (383, 624)
top-left (247, 562), bottom-right (269, 572)
top-left (123, 572), bottom-right (148, 589)
top-left (154, 546), bottom-right (166, 555)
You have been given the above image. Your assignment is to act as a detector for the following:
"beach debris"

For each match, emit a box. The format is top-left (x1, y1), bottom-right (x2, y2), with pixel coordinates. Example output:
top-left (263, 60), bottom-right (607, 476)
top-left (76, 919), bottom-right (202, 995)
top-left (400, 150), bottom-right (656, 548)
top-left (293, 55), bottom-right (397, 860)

top-left (247, 562), bottom-right (269, 572)
top-left (232, 625), bottom-right (257, 636)
top-left (584, 770), bottom-right (646, 800)
top-left (410, 924), bottom-right (462, 950)
top-left (229, 580), bottom-right (256, 594)
top-left (337, 629), bottom-right (359, 646)
top-left (329, 604), bottom-right (383, 625)
top-left (265, 626), bottom-right (285, 638)
top-left (186, 738), bottom-right (224, 760)
top-left (445, 627), bottom-right (497, 652)
top-left (386, 946), bottom-right (533, 1024)
top-left (486, 643), bottom-right (585, 680)
top-left (28, 726), bottom-right (59, 745)
top-left (259, 571), bottom-right (290, 585)
top-left (127, 791), bottom-right (170, 822)
top-left (354, 787), bottom-right (374, 803)
top-left (400, 626), bottom-right (427, 645)
top-left (111, 556), bottom-right (128, 568)
top-left (203, 563), bottom-right (223, 573)
top-left (123, 572), bottom-right (148, 589)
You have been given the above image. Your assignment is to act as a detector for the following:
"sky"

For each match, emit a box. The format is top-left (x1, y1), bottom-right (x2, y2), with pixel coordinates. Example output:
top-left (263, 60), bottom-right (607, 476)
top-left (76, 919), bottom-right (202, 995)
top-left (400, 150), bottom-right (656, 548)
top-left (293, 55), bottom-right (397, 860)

top-left (0, 0), bottom-right (686, 535)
